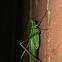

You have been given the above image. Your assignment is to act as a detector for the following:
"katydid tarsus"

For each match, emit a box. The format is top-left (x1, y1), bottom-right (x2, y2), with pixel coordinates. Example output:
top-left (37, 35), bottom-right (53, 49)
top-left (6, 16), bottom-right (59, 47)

top-left (20, 12), bottom-right (47, 62)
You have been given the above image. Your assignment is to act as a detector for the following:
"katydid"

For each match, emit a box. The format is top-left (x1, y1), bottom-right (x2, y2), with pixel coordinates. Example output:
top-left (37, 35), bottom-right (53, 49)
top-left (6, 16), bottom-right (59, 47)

top-left (20, 13), bottom-right (47, 62)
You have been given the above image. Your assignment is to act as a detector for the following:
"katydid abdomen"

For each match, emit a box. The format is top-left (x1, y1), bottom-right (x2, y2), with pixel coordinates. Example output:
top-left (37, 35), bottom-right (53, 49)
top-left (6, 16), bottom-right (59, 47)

top-left (29, 19), bottom-right (39, 62)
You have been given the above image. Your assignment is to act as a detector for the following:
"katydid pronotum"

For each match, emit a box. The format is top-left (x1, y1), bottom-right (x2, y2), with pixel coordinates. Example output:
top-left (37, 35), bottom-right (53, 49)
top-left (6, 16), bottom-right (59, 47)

top-left (20, 12), bottom-right (48, 62)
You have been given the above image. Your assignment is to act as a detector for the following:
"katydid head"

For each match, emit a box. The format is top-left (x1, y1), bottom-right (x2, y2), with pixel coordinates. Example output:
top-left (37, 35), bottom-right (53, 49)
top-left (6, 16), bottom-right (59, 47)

top-left (35, 20), bottom-right (38, 25)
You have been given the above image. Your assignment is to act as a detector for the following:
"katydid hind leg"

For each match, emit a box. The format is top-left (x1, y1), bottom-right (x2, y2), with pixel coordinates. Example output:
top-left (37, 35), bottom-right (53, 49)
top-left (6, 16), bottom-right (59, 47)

top-left (20, 42), bottom-right (29, 61)
top-left (20, 31), bottom-right (39, 59)
top-left (20, 43), bottom-right (39, 62)
top-left (20, 32), bottom-right (40, 62)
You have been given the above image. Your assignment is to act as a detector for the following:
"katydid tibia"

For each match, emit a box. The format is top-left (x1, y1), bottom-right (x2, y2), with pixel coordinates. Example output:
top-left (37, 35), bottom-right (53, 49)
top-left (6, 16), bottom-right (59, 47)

top-left (20, 13), bottom-right (47, 62)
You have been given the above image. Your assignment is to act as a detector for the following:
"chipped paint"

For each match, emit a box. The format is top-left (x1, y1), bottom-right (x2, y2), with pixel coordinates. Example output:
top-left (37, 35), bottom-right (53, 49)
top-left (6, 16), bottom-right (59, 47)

top-left (47, 10), bottom-right (51, 24)
top-left (48, 38), bottom-right (50, 42)
top-left (47, 0), bottom-right (51, 24)
top-left (48, 44), bottom-right (50, 47)
top-left (48, 56), bottom-right (51, 62)
top-left (49, 32), bottom-right (50, 35)
top-left (36, 0), bottom-right (38, 8)
top-left (47, 0), bottom-right (49, 10)
top-left (47, 0), bottom-right (51, 62)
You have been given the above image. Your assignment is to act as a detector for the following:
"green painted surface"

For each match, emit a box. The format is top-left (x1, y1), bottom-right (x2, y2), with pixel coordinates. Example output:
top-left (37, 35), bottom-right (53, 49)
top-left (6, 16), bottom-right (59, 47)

top-left (48, 56), bottom-right (51, 62)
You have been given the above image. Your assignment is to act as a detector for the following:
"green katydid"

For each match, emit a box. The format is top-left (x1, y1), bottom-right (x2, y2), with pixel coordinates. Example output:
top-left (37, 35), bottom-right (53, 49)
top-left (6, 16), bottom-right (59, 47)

top-left (20, 12), bottom-right (47, 62)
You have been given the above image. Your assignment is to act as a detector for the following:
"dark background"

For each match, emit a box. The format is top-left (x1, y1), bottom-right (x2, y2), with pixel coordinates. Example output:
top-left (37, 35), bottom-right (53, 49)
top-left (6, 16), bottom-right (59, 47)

top-left (1, 0), bottom-right (29, 62)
